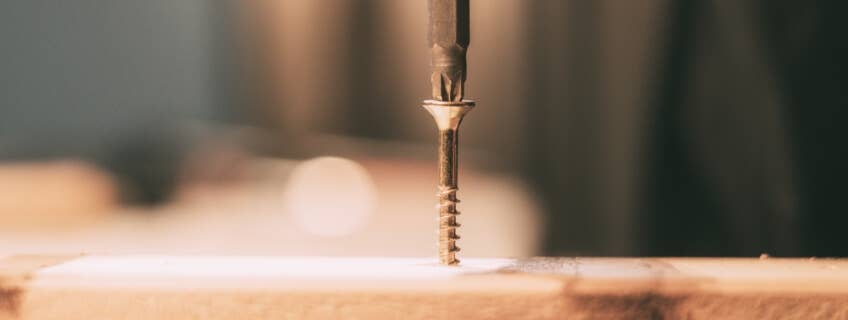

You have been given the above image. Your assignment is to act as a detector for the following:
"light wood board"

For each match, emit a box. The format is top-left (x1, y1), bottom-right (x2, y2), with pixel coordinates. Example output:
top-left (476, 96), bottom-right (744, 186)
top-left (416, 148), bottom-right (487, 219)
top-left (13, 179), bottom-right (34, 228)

top-left (1, 255), bottom-right (847, 319)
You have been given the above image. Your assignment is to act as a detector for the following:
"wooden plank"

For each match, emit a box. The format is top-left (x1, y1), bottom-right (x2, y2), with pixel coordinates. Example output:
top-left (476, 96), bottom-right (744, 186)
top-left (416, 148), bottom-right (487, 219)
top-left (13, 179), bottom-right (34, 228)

top-left (2, 256), bottom-right (847, 319)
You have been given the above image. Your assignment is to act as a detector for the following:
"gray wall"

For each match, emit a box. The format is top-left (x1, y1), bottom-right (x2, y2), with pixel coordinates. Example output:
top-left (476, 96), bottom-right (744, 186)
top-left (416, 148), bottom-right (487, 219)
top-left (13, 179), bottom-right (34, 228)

top-left (0, 1), bottom-right (234, 202)
top-left (0, 1), bottom-right (230, 156)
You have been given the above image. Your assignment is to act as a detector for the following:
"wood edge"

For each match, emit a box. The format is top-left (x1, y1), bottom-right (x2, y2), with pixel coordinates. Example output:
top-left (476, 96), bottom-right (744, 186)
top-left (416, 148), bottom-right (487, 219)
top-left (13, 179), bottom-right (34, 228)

top-left (6, 256), bottom-right (848, 319)
top-left (0, 255), bottom-right (83, 318)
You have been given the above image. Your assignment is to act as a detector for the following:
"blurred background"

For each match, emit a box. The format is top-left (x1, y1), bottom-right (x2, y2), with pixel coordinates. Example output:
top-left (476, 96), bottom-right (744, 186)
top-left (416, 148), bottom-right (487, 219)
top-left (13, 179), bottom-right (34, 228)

top-left (0, 0), bottom-right (846, 257)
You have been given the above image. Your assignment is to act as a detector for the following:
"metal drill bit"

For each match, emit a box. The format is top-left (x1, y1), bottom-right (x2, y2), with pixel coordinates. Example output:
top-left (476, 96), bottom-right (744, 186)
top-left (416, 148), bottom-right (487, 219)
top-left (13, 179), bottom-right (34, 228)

top-left (422, 0), bottom-right (473, 266)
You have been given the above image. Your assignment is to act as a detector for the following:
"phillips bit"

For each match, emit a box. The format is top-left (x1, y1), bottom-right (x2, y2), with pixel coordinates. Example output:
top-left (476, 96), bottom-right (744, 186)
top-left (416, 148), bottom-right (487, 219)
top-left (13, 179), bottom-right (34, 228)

top-left (422, 0), bottom-right (474, 266)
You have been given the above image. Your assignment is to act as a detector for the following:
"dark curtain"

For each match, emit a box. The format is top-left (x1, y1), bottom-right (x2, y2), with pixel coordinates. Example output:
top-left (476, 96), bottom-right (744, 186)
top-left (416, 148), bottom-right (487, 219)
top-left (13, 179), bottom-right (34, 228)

top-left (526, 0), bottom-right (848, 256)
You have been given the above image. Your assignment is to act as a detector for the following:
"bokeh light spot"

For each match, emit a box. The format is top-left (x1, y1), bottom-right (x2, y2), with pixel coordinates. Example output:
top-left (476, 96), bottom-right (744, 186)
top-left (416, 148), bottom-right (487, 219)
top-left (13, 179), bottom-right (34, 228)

top-left (283, 157), bottom-right (377, 238)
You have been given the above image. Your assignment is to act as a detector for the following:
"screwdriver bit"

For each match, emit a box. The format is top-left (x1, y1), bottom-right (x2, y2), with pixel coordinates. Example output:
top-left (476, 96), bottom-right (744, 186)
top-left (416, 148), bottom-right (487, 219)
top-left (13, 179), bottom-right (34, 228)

top-left (428, 0), bottom-right (470, 102)
top-left (422, 0), bottom-right (474, 266)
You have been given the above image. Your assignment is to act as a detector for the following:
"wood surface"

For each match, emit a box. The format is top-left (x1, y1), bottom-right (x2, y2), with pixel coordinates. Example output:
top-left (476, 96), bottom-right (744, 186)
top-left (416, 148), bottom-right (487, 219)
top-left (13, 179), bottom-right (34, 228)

top-left (1, 255), bottom-right (847, 319)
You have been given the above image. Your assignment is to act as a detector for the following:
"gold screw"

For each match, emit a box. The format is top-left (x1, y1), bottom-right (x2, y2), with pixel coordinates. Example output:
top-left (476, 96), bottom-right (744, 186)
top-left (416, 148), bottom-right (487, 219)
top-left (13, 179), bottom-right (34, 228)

top-left (423, 99), bottom-right (474, 265)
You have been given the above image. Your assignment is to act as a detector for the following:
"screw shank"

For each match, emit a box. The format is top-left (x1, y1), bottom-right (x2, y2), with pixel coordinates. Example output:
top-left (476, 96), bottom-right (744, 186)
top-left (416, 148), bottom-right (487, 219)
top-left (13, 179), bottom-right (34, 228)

top-left (437, 128), bottom-right (461, 264)
top-left (438, 129), bottom-right (459, 187)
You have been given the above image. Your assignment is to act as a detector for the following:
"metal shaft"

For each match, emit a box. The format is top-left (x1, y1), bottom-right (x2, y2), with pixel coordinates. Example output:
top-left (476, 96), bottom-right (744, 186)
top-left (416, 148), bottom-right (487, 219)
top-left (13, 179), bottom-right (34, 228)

top-left (428, 0), bottom-right (470, 102)
top-left (424, 0), bottom-right (473, 265)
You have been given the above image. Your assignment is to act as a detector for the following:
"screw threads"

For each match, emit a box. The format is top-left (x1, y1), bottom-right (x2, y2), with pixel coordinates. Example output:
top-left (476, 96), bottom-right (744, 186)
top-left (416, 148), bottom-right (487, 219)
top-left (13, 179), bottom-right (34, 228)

top-left (437, 186), bottom-right (461, 265)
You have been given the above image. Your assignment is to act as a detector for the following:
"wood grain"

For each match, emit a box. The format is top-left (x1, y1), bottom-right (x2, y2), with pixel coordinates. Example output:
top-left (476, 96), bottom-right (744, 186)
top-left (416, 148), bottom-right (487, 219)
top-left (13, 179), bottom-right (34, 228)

top-left (2, 256), bottom-right (847, 319)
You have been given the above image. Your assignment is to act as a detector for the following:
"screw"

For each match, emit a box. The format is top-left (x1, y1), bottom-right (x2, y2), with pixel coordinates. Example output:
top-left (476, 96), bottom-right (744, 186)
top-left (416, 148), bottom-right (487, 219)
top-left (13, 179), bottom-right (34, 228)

top-left (423, 99), bottom-right (474, 265)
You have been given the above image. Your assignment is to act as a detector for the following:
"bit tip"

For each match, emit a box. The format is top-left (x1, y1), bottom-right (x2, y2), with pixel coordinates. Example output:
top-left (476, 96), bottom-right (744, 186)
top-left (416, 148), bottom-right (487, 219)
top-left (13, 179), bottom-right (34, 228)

top-left (428, 0), bottom-right (470, 102)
